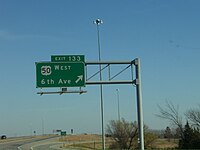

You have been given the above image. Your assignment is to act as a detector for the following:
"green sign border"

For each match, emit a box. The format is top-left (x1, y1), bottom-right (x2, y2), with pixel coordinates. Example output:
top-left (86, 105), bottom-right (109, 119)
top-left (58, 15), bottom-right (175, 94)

top-left (36, 62), bottom-right (85, 88)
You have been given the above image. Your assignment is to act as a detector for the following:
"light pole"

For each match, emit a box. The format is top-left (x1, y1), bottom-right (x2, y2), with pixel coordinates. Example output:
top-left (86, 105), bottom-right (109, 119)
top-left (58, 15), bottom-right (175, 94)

top-left (116, 89), bottom-right (120, 121)
top-left (94, 18), bottom-right (105, 150)
top-left (42, 117), bottom-right (45, 135)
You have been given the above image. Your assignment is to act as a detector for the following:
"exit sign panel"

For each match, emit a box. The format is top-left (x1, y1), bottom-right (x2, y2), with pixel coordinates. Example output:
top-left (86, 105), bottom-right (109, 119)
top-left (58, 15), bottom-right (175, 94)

top-left (36, 62), bottom-right (85, 88)
top-left (51, 55), bottom-right (85, 62)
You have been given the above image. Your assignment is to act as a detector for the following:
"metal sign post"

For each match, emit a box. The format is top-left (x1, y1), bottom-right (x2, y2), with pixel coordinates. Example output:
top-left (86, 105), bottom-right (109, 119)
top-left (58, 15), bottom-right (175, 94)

top-left (134, 58), bottom-right (144, 150)
top-left (35, 58), bottom-right (145, 150)
top-left (85, 59), bottom-right (144, 150)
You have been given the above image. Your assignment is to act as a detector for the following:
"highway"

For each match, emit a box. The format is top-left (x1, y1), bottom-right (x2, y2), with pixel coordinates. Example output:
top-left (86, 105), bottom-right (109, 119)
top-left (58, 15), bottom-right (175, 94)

top-left (0, 135), bottom-right (60, 150)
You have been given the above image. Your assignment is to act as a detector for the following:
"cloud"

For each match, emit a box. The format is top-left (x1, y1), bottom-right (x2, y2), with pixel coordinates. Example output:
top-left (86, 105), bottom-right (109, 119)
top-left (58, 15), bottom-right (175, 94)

top-left (0, 30), bottom-right (63, 41)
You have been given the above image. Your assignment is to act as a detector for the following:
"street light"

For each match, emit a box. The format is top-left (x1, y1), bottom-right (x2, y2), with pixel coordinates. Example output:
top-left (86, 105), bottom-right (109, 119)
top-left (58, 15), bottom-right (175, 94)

top-left (94, 19), bottom-right (103, 62)
top-left (94, 18), bottom-right (105, 150)
top-left (116, 89), bottom-right (120, 121)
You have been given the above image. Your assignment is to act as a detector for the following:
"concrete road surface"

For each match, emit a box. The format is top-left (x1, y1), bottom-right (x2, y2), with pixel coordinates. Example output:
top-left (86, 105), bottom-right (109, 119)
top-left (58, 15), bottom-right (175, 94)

top-left (19, 136), bottom-right (61, 150)
top-left (0, 135), bottom-right (59, 150)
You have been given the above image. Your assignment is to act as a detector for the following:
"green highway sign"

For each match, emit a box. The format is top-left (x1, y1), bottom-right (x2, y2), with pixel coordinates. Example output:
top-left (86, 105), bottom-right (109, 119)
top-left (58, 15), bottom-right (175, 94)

top-left (51, 55), bottom-right (85, 62)
top-left (61, 131), bottom-right (67, 136)
top-left (36, 62), bottom-right (85, 88)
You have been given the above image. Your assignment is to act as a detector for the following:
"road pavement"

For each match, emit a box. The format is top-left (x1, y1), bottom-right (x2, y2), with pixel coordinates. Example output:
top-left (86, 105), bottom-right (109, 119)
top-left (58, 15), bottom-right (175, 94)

top-left (0, 135), bottom-right (101, 150)
top-left (19, 136), bottom-right (62, 150)
top-left (0, 135), bottom-right (58, 150)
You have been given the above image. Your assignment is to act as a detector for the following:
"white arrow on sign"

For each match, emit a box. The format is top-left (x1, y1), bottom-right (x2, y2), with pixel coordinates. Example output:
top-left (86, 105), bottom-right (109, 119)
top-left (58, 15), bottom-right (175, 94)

top-left (75, 75), bottom-right (83, 83)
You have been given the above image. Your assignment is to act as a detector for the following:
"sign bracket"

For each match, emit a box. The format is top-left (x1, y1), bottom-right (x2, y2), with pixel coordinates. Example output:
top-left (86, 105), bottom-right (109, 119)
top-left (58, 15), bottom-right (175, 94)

top-left (37, 89), bottom-right (87, 95)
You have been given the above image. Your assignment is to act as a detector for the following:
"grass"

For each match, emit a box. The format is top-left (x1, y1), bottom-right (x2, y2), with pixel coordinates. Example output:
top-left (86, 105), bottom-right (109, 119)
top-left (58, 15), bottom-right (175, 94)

top-left (150, 138), bottom-right (179, 149)
top-left (59, 134), bottom-right (113, 149)
top-left (59, 134), bottom-right (179, 149)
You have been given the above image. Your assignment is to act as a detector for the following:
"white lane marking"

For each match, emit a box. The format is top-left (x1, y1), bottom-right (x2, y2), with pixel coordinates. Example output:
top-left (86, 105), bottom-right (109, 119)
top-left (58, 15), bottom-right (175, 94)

top-left (17, 146), bottom-right (22, 150)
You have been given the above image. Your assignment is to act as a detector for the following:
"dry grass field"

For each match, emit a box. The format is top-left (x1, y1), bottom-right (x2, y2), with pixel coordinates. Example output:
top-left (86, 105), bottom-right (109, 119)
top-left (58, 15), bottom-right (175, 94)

top-left (150, 138), bottom-right (178, 149)
top-left (59, 134), bottom-right (101, 142)
top-left (59, 134), bottom-right (104, 149)
top-left (59, 134), bottom-right (179, 149)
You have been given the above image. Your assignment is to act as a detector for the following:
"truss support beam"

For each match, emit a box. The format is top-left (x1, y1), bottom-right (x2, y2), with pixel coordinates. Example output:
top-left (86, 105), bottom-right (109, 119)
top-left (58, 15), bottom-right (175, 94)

top-left (85, 60), bottom-right (135, 65)
top-left (86, 80), bottom-right (135, 85)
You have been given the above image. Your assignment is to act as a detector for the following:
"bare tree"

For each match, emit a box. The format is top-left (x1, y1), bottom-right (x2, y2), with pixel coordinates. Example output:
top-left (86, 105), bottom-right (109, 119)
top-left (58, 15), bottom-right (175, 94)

top-left (156, 101), bottom-right (184, 138)
top-left (185, 104), bottom-right (200, 127)
top-left (106, 118), bottom-right (157, 149)
top-left (106, 118), bottom-right (138, 149)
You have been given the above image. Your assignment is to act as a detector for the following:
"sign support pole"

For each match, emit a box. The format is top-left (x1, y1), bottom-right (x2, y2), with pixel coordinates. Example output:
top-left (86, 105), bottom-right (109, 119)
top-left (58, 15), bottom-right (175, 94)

top-left (134, 58), bottom-right (144, 150)
top-left (36, 58), bottom-right (145, 150)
